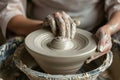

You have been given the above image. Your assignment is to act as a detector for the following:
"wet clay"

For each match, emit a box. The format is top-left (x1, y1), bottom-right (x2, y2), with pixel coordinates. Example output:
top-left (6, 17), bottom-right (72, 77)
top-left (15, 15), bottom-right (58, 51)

top-left (25, 29), bottom-right (97, 74)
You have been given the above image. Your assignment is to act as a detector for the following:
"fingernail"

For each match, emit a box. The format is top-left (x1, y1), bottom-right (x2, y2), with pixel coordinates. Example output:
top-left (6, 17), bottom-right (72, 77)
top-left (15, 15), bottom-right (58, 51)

top-left (62, 11), bottom-right (65, 14)
top-left (55, 12), bottom-right (60, 17)
top-left (99, 45), bottom-right (104, 52)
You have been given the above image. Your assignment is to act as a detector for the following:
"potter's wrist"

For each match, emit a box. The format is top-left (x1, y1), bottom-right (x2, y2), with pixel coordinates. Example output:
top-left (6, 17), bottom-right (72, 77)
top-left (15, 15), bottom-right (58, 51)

top-left (105, 23), bottom-right (119, 35)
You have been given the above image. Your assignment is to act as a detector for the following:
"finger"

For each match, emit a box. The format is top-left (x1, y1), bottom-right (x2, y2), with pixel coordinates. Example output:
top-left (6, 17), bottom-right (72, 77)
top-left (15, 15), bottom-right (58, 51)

top-left (102, 37), bottom-right (112, 52)
top-left (98, 34), bottom-right (112, 52)
top-left (54, 12), bottom-right (66, 38)
top-left (61, 11), bottom-right (71, 39)
top-left (72, 18), bottom-right (81, 27)
top-left (71, 22), bottom-right (76, 39)
top-left (47, 15), bottom-right (56, 35)
top-left (99, 41), bottom-right (112, 52)
top-left (102, 43), bottom-right (112, 52)
top-left (97, 30), bottom-right (106, 51)
top-left (68, 16), bottom-right (77, 39)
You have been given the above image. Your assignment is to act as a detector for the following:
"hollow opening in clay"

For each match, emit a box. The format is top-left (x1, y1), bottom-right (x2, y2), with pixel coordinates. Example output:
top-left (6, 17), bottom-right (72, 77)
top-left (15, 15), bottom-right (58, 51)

top-left (48, 37), bottom-right (74, 50)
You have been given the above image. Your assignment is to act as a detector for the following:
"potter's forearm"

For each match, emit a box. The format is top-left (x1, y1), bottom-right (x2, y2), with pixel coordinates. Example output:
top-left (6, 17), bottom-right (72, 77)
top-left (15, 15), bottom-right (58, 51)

top-left (106, 11), bottom-right (120, 35)
top-left (7, 15), bottom-right (44, 36)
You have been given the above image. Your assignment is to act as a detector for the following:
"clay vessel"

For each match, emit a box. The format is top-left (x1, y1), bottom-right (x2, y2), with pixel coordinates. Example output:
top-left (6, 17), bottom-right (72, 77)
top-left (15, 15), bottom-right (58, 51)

top-left (25, 29), bottom-right (97, 74)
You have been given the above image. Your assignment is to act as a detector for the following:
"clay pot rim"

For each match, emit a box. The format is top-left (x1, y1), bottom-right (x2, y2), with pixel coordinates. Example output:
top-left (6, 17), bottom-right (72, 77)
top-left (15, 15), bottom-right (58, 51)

top-left (25, 29), bottom-right (97, 58)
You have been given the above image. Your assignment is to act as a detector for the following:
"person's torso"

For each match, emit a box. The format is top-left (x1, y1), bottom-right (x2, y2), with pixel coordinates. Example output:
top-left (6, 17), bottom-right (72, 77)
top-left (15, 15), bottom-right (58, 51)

top-left (29, 0), bottom-right (106, 31)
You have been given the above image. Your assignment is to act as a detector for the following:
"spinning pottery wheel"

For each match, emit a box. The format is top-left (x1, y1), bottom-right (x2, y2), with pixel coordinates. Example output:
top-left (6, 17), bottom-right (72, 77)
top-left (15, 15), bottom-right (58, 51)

top-left (25, 28), bottom-right (97, 74)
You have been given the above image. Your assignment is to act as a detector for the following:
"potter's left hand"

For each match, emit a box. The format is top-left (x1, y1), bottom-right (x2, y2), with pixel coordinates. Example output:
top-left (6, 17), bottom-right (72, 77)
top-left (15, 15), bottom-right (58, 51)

top-left (95, 25), bottom-right (112, 53)
top-left (47, 11), bottom-right (80, 39)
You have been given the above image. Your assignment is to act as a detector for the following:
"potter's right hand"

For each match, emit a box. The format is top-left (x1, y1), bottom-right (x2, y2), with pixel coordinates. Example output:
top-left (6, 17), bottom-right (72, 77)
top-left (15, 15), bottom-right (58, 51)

top-left (47, 11), bottom-right (80, 39)
top-left (95, 25), bottom-right (112, 53)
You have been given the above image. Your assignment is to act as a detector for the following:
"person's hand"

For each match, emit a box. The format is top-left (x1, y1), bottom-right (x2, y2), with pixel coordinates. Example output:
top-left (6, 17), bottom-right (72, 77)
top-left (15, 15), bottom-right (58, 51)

top-left (47, 11), bottom-right (80, 39)
top-left (95, 25), bottom-right (112, 53)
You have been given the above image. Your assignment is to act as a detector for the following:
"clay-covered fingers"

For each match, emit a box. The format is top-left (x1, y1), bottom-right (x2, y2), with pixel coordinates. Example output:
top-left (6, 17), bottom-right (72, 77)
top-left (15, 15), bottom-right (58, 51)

top-left (68, 15), bottom-right (76, 39)
top-left (47, 11), bottom-right (77, 39)
top-left (95, 28), bottom-right (112, 52)
top-left (61, 11), bottom-right (71, 39)
top-left (54, 12), bottom-right (66, 38)
top-left (98, 33), bottom-right (112, 52)
top-left (61, 11), bottom-right (77, 39)
top-left (47, 15), bottom-right (57, 35)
